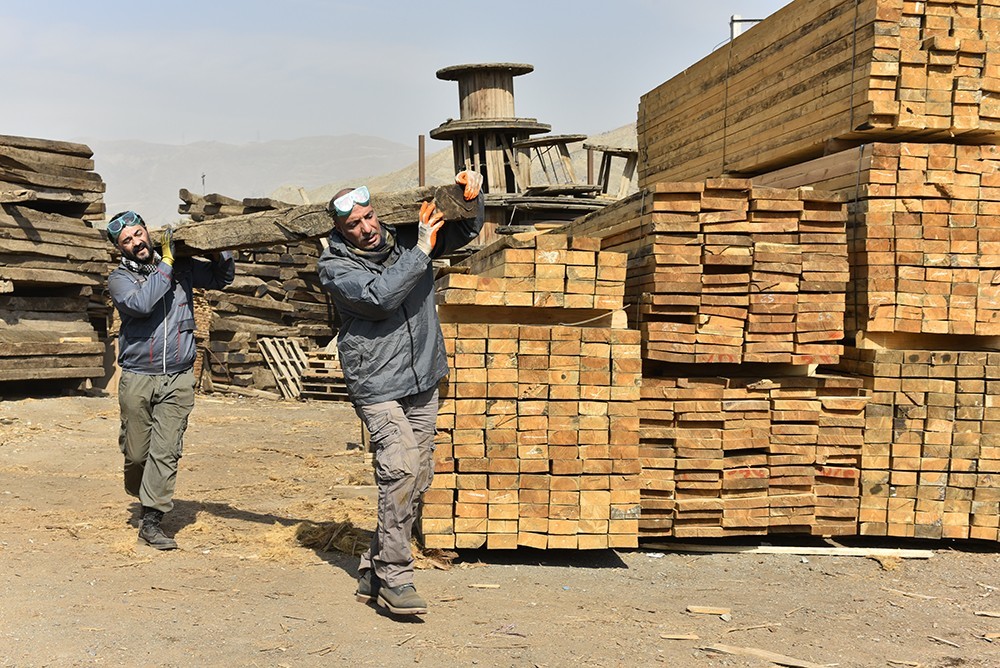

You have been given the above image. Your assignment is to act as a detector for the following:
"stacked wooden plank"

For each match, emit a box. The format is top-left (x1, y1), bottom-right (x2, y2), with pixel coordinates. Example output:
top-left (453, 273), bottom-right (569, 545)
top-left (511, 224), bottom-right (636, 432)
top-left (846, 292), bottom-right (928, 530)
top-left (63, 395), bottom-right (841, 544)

top-left (176, 189), bottom-right (337, 394)
top-left (754, 142), bottom-right (1000, 336)
top-left (752, 144), bottom-right (1000, 542)
top-left (568, 180), bottom-right (849, 364)
top-left (639, 375), bottom-right (868, 538)
top-left (0, 135), bottom-right (111, 389)
top-left (435, 233), bottom-right (626, 311)
top-left (203, 239), bottom-right (336, 392)
top-left (555, 177), bottom-right (865, 539)
top-left (637, 0), bottom-right (1000, 185)
top-left (838, 348), bottom-right (1000, 541)
top-left (178, 189), bottom-right (294, 222)
top-left (420, 233), bottom-right (644, 550)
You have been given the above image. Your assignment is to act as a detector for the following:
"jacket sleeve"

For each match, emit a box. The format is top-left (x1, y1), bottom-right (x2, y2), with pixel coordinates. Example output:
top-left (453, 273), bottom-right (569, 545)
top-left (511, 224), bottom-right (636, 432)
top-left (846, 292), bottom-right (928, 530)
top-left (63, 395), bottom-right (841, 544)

top-left (108, 263), bottom-right (174, 318)
top-left (190, 251), bottom-right (236, 290)
top-left (433, 193), bottom-right (485, 258)
top-left (318, 249), bottom-right (429, 321)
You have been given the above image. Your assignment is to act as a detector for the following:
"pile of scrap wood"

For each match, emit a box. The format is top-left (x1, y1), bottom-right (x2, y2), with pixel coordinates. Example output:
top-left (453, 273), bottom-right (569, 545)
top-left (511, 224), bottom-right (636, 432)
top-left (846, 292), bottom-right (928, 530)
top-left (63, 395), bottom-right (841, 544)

top-left (0, 134), bottom-right (111, 390)
top-left (421, 233), bottom-right (643, 550)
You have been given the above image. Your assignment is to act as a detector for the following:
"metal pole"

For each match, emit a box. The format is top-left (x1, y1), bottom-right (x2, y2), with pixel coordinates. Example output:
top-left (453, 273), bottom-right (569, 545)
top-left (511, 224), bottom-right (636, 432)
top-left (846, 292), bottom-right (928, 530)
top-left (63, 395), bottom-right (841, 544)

top-left (418, 134), bottom-right (426, 187)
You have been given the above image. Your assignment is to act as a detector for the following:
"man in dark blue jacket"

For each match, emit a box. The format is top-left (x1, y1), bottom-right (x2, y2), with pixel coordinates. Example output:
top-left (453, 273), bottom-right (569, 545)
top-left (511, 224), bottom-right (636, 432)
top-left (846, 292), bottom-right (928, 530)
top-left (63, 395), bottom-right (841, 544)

top-left (107, 211), bottom-right (235, 549)
top-left (318, 171), bottom-right (484, 615)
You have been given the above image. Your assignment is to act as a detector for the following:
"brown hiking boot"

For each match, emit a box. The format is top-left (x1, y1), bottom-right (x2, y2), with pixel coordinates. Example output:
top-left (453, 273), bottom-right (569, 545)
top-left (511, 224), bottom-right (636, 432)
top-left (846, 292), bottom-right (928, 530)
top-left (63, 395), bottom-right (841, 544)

top-left (355, 569), bottom-right (380, 604)
top-left (377, 583), bottom-right (427, 615)
top-left (138, 507), bottom-right (177, 550)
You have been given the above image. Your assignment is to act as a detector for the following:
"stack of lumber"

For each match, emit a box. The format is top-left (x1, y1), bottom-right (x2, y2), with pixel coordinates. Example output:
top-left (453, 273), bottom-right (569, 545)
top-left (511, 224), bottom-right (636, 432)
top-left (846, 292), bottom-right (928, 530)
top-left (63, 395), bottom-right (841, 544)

top-left (177, 188), bottom-right (336, 394)
top-left (639, 375), bottom-right (868, 538)
top-left (421, 232), bottom-right (644, 550)
top-left (567, 179), bottom-right (849, 364)
top-left (555, 178), bottom-right (864, 539)
top-left (754, 142), bottom-right (1000, 336)
top-left (637, 0), bottom-right (1000, 184)
top-left (752, 143), bottom-right (1000, 542)
top-left (838, 348), bottom-right (1000, 541)
top-left (0, 135), bottom-right (110, 389)
top-left (203, 238), bottom-right (336, 393)
top-left (435, 233), bottom-right (626, 311)
top-left (178, 189), bottom-right (293, 222)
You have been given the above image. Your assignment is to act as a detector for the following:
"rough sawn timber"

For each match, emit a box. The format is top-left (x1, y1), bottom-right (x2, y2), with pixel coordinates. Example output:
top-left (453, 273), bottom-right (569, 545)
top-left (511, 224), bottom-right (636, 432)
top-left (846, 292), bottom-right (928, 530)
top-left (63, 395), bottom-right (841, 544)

top-left (170, 184), bottom-right (479, 255)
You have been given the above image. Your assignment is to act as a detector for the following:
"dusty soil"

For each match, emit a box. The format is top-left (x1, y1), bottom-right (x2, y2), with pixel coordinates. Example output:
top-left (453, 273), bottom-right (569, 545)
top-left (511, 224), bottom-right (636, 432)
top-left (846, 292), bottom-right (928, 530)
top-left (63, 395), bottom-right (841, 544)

top-left (1, 392), bottom-right (999, 668)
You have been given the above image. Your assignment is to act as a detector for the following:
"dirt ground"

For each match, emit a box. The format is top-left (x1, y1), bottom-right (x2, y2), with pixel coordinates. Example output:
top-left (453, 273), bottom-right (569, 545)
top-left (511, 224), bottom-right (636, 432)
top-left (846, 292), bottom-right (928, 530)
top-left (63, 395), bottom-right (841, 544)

top-left (1, 391), bottom-right (999, 668)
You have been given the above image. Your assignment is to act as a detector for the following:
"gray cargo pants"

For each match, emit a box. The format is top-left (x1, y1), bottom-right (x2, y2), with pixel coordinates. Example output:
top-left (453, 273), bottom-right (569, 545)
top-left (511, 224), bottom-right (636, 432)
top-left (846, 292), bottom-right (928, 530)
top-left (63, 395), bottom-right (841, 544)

top-left (355, 386), bottom-right (438, 588)
top-left (118, 369), bottom-right (195, 513)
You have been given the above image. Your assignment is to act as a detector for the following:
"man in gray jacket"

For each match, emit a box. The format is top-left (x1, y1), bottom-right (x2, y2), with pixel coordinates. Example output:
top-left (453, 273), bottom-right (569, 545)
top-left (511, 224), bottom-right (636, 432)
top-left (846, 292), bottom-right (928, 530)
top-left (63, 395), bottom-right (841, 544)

top-left (106, 210), bottom-right (235, 549)
top-left (318, 171), bottom-right (484, 615)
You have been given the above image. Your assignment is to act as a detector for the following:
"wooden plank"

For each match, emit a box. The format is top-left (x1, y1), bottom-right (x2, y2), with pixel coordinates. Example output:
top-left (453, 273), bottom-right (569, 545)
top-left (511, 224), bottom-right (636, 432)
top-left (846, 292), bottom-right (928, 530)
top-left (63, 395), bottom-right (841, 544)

top-left (169, 184), bottom-right (479, 255)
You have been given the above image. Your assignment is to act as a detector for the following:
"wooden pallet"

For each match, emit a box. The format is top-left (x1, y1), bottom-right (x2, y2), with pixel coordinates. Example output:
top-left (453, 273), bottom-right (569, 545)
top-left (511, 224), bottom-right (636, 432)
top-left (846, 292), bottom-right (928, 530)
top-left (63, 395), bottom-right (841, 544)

top-left (299, 350), bottom-right (351, 402)
top-left (257, 337), bottom-right (308, 399)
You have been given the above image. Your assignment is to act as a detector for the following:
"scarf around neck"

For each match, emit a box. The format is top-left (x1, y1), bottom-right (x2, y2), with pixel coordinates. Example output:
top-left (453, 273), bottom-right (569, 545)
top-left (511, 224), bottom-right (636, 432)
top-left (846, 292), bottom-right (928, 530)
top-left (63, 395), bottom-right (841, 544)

top-left (343, 225), bottom-right (396, 265)
top-left (119, 250), bottom-right (163, 276)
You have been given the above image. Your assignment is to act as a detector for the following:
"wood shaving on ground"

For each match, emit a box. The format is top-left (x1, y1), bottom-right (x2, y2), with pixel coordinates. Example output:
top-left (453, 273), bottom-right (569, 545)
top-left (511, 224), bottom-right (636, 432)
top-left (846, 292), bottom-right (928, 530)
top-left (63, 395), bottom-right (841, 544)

top-left (295, 520), bottom-right (370, 556)
top-left (871, 555), bottom-right (901, 571)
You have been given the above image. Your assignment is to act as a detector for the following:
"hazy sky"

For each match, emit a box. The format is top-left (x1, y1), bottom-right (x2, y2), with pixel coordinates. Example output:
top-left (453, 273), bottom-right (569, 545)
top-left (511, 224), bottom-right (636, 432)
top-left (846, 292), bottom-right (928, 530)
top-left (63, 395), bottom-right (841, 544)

top-left (3, 1), bottom-right (790, 148)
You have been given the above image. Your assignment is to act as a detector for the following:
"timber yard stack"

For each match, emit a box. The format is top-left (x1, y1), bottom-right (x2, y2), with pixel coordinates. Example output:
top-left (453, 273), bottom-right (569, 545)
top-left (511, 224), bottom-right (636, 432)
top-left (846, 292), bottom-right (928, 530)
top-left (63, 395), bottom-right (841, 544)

top-left (613, 0), bottom-right (1000, 542)
top-left (565, 182), bottom-right (865, 538)
top-left (421, 233), bottom-right (644, 549)
top-left (0, 134), bottom-right (110, 391)
top-left (177, 192), bottom-right (337, 395)
top-left (753, 144), bottom-right (1000, 541)
top-left (637, 0), bottom-right (1000, 185)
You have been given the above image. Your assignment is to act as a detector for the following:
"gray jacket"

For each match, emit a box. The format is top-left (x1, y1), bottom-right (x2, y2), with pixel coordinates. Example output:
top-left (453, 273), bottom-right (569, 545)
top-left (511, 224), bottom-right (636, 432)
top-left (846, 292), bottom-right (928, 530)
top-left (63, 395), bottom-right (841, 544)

top-left (109, 253), bottom-right (235, 375)
top-left (317, 196), bottom-right (484, 405)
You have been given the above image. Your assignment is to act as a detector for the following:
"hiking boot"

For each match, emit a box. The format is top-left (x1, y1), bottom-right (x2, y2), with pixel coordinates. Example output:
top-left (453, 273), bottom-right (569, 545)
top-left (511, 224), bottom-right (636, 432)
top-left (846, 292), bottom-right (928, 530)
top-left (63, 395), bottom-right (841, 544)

top-left (138, 507), bottom-right (177, 550)
top-left (355, 569), bottom-right (380, 604)
top-left (377, 583), bottom-right (427, 615)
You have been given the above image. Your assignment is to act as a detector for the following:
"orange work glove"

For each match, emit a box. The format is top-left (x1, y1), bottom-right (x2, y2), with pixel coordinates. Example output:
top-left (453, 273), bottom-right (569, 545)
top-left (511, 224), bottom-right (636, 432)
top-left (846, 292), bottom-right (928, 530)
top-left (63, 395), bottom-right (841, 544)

top-left (455, 169), bottom-right (483, 200)
top-left (416, 200), bottom-right (445, 255)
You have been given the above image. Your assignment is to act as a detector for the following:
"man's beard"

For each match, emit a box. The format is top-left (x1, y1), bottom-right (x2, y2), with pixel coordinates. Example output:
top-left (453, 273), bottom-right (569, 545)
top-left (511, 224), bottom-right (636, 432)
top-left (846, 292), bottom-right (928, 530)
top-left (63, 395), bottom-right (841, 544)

top-left (123, 241), bottom-right (152, 263)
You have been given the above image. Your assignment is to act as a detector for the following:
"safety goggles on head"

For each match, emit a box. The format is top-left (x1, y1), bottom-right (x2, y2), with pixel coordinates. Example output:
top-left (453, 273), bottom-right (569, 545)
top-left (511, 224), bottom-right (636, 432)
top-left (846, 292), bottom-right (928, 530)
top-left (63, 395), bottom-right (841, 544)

top-left (106, 210), bottom-right (144, 242)
top-left (332, 186), bottom-right (371, 217)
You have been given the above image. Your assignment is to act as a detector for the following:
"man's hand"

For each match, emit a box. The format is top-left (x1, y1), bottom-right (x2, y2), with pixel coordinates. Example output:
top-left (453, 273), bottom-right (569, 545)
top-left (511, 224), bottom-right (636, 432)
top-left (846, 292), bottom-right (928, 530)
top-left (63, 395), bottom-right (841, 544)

top-left (455, 170), bottom-right (483, 201)
top-left (160, 228), bottom-right (175, 266)
top-left (416, 200), bottom-right (445, 255)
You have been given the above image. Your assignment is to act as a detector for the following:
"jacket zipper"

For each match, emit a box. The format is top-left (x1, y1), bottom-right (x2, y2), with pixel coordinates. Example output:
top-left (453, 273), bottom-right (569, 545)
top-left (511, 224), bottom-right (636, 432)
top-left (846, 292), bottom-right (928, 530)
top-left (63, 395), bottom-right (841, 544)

top-left (162, 294), bottom-right (168, 374)
top-left (401, 302), bottom-right (420, 387)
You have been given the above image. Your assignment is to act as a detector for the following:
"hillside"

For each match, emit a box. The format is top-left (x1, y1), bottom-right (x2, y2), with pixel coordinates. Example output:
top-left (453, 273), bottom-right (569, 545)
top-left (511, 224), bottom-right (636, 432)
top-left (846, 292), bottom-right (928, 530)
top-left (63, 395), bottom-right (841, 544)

top-left (89, 135), bottom-right (418, 227)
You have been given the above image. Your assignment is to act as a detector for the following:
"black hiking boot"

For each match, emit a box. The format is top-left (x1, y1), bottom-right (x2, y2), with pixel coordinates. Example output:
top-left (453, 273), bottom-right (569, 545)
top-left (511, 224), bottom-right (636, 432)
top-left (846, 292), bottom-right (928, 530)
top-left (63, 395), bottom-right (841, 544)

top-left (377, 583), bottom-right (427, 615)
top-left (355, 569), bottom-right (380, 604)
top-left (138, 507), bottom-right (178, 550)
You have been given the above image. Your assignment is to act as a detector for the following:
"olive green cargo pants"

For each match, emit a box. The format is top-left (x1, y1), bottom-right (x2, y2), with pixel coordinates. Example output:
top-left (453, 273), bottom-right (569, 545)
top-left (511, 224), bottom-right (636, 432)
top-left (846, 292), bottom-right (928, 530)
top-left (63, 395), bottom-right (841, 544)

top-left (355, 387), bottom-right (438, 588)
top-left (118, 369), bottom-right (195, 513)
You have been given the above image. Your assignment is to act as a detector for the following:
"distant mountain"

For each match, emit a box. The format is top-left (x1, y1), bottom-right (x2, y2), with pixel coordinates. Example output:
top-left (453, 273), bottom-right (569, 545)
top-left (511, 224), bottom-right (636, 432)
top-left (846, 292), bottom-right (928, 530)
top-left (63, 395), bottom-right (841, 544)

top-left (87, 135), bottom-right (418, 227)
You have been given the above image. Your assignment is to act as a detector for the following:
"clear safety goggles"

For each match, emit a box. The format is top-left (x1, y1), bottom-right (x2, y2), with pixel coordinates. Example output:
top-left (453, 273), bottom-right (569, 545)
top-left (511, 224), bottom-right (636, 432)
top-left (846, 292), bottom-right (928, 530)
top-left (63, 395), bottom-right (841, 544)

top-left (107, 210), bottom-right (143, 241)
top-left (332, 186), bottom-right (371, 217)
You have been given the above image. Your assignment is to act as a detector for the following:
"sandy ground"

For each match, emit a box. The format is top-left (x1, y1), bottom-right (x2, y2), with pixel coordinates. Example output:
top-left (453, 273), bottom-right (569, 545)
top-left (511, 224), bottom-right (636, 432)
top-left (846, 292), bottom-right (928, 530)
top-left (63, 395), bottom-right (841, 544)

top-left (1, 391), bottom-right (999, 668)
